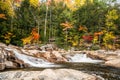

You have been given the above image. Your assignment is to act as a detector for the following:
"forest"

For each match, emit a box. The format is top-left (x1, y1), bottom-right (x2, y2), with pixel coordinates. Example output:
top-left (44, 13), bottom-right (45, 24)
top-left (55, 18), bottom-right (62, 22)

top-left (0, 0), bottom-right (120, 50)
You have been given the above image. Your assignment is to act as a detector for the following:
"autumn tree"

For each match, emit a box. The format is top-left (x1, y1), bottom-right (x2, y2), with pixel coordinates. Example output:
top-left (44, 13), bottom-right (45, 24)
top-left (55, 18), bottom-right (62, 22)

top-left (103, 9), bottom-right (118, 49)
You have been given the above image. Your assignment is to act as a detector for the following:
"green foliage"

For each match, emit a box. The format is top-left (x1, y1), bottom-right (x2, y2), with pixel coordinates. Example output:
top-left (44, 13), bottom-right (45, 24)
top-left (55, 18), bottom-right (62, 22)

top-left (0, 0), bottom-right (120, 50)
top-left (91, 45), bottom-right (100, 50)
top-left (1, 32), bottom-right (15, 45)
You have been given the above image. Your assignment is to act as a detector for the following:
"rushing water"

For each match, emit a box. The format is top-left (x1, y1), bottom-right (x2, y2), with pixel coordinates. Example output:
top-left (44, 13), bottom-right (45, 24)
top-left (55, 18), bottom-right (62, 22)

top-left (5, 48), bottom-right (62, 67)
top-left (66, 53), bottom-right (104, 63)
top-left (4, 48), bottom-right (120, 80)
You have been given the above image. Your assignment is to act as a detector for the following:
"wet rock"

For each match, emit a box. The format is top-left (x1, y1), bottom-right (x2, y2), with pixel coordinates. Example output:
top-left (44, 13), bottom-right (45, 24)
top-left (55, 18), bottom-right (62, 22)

top-left (0, 44), bottom-right (30, 70)
top-left (0, 69), bottom-right (101, 80)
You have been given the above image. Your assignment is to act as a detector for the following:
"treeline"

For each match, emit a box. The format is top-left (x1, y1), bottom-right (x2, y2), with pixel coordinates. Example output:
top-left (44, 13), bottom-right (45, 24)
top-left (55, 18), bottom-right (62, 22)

top-left (0, 0), bottom-right (120, 50)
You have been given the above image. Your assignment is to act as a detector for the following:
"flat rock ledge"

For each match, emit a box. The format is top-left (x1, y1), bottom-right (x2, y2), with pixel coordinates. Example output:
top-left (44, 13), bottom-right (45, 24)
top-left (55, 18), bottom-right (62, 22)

top-left (86, 50), bottom-right (120, 68)
top-left (0, 69), bottom-right (102, 80)
top-left (105, 59), bottom-right (120, 68)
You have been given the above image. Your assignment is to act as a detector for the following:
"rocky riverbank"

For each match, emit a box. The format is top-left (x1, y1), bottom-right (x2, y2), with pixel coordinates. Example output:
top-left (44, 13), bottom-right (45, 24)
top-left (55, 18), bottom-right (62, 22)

top-left (0, 69), bottom-right (103, 80)
top-left (0, 42), bottom-right (120, 70)
top-left (86, 50), bottom-right (120, 68)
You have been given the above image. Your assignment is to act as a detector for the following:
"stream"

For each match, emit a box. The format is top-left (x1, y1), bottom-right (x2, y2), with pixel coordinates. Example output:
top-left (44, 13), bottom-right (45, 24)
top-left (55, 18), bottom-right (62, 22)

top-left (3, 48), bottom-right (120, 80)
top-left (5, 62), bottom-right (120, 80)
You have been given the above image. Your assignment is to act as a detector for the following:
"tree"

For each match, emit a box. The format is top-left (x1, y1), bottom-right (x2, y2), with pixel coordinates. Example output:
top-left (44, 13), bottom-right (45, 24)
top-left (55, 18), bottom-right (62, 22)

top-left (103, 9), bottom-right (118, 49)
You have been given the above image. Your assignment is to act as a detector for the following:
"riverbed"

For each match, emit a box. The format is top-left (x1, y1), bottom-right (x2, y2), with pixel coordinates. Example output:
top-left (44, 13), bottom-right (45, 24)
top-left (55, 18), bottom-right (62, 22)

top-left (4, 62), bottom-right (120, 80)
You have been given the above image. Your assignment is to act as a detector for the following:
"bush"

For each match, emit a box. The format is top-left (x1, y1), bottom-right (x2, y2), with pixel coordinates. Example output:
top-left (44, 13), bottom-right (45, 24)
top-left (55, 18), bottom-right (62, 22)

top-left (91, 45), bottom-right (100, 50)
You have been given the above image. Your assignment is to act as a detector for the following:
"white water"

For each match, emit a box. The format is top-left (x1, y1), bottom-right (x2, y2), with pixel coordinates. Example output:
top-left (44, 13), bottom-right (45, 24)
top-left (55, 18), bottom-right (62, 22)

top-left (67, 54), bottom-right (104, 63)
top-left (5, 48), bottom-right (61, 68)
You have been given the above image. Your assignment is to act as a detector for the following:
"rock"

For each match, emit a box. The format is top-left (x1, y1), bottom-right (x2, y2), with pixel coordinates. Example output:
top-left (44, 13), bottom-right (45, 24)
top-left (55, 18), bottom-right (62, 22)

top-left (0, 63), bottom-right (5, 70)
top-left (87, 51), bottom-right (107, 60)
top-left (33, 51), bottom-right (67, 63)
top-left (0, 47), bottom-right (5, 70)
top-left (87, 51), bottom-right (120, 61)
top-left (23, 44), bottom-right (40, 50)
top-left (40, 44), bottom-right (58, 51)
top-left (34, 51), bottom-right (51, 59)
top-left (5, 61), bottom-right (17, 68)
top-left (0, 43), bottom-right (7, 47)
top-left (52, 51), bottom-right (62, 58)
top-left (105, 59), bottom-right (120, 68)
top-left (22, 49), bottom-right (41, 56)
top-left (0, 69), bottom-right (101, 80)
top-left (50, 51), bottom-right (67, 62)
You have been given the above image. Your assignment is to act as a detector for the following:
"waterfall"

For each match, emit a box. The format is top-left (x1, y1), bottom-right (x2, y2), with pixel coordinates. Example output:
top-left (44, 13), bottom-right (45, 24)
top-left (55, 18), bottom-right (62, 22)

top-left (5, 48), bottom-right (61, 68)
top-left (67, 54), bottom-right (103, 63)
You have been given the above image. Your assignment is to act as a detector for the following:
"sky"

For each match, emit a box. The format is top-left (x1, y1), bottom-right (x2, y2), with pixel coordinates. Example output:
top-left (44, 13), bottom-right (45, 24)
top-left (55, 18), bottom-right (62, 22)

top-left (117, 0), bottom-right (120, 3)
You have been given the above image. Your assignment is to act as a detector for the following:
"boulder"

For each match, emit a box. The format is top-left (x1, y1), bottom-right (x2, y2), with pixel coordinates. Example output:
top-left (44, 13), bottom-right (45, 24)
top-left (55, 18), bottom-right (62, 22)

top-left (0, 69), bottom-right (101, 80)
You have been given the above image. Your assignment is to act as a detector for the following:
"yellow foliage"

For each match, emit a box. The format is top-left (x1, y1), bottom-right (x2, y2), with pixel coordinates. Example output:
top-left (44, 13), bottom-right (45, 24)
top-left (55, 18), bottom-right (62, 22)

top-left (93, 36), bottom-right (98, 44)
top-left (21, 36), bottom-right (32, 45)
top-left (103, 32), bottom-right (115, 42)
top-left (72, 41), bottom-right (78, 46)
top-left (107, 44), bottom-right (113, 49)
top-left (103, 32), bottom-right (116, 49)
top-left (106, 9), bottom-right (118, 20)
top-left (0, 0), bottom-right (15, 16)
top-left (105, 9), bottom-right (118, 30)
top-left (29, 0), bottom-right (40, 8)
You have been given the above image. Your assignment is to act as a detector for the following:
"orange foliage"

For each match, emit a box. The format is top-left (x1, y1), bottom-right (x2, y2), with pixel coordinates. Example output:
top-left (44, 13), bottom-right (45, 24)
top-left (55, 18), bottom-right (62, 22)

top-left (21, 27), bottom-right (40, 45)
top-left (0, 14), bottom-right (7, 19)
top-left (31, 28), bottom-right (40, 41)
top-left (94, 31), bottom-right (103, 36)
top-left (78, 26), bottom-right (87, 32)
top-left (60, 21), bottom-right (73, 30)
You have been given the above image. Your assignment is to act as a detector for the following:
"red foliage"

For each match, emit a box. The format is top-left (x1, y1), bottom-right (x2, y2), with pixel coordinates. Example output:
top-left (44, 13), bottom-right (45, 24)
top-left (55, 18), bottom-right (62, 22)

top-left (14, 0), bottom-right (21, 3)
top-left (82, 35), bottom-right (93, 42)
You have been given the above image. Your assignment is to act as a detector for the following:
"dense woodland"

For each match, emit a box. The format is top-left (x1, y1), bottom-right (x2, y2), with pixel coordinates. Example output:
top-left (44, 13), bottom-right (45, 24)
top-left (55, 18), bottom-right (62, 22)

top-left (0, 0), bottom-right (120, 50)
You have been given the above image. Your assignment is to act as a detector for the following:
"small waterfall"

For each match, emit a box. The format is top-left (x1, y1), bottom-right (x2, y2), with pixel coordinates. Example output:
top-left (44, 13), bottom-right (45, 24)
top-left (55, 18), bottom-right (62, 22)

top-left (67, 54), bottom-right (103, 63)
top-left (5, 48), bottom-right (61, 68)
